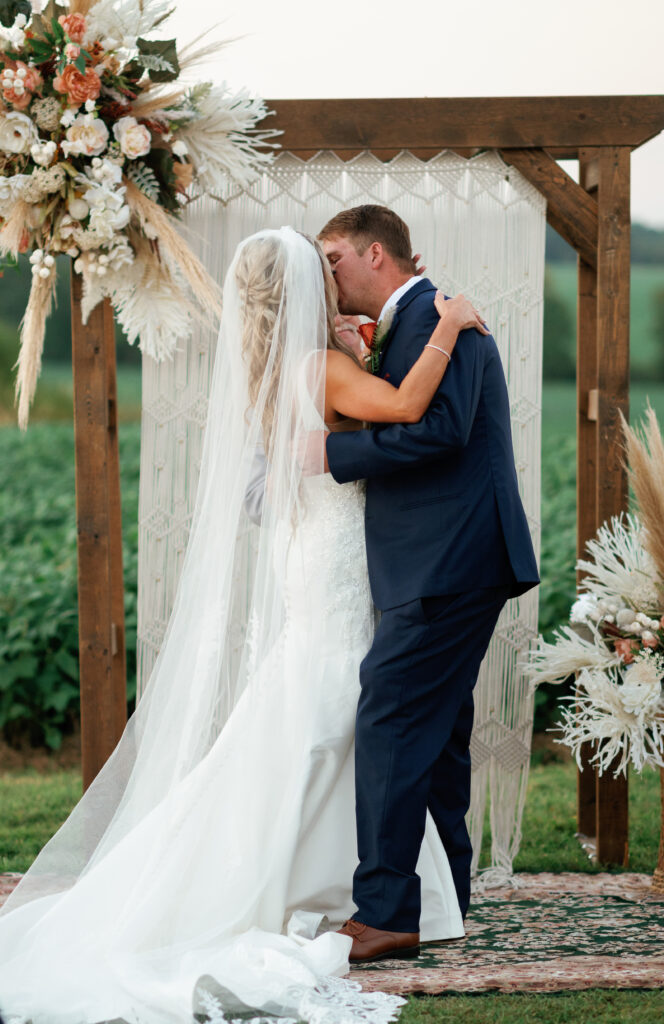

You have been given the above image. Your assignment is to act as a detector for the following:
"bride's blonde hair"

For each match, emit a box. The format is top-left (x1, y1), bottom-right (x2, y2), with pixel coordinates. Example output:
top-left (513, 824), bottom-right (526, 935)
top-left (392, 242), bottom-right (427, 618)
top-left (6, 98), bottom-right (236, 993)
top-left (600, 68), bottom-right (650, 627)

top-left (235, 232), bottom-right (359, 456)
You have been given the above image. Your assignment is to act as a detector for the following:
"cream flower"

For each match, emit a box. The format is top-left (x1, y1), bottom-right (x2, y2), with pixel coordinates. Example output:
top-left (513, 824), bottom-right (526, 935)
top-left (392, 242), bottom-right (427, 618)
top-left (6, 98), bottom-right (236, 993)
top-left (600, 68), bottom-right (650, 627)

top-left (82, 180), bottom-right (131, 240)
top-left (570, 593), bottom-right (600, 626)
top-left (0, 111), bottom-right (38, 154)
top-left (620, 655), bottom-right (663, 715)
top-left (61, 114), bottom-right (109, 158)
top-left (113, 116), bottom-right (151, 160)
top-left (30, 139), bottom-right (57, 167)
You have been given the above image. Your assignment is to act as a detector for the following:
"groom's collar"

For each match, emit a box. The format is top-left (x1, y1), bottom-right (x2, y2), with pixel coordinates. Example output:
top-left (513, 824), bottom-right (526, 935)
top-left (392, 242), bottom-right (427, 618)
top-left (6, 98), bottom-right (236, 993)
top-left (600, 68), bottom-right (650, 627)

top-left (377, 276), bottom-right (420, 324)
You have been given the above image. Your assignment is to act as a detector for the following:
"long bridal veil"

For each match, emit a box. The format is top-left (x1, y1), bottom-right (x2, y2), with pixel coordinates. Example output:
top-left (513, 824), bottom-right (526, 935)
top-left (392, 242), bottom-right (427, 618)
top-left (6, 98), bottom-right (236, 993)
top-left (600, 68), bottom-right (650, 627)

top-left (0, 228), bottom-right (404, 1024)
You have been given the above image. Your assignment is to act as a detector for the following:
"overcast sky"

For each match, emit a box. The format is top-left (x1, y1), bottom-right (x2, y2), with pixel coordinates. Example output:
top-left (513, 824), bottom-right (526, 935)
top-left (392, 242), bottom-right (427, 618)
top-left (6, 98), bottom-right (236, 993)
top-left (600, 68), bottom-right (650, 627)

top-left (168, 0), bottom-right (664, 228)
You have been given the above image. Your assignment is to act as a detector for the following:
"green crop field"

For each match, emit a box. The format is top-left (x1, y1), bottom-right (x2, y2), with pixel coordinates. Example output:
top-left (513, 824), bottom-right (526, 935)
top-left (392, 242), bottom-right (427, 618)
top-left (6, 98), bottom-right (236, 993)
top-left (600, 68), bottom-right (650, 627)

top-left (547, 263), bottom-right (664, 381)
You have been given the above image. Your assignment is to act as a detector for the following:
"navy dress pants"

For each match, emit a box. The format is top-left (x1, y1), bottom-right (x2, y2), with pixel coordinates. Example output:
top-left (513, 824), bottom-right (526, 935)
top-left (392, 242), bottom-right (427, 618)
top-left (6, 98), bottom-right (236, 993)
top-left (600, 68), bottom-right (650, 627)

top-left (352, 585), bottom-right (510, 932)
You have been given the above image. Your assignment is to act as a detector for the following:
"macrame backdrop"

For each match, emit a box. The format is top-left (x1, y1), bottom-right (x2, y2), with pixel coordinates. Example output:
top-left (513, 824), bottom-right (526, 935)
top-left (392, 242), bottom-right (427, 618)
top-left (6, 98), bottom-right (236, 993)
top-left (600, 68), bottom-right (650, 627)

top-left (137, 150), bottom-right (545, 882)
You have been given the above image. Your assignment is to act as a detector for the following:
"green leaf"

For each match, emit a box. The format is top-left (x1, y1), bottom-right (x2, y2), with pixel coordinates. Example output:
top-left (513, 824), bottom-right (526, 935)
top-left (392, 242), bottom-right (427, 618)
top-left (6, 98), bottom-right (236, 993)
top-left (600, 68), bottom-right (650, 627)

top-left (50, 15), bottom-right (65, 42)
top-left (74, 54), bottom-right (86, 74)
top-left (136, 36), bottom-right (180, 83)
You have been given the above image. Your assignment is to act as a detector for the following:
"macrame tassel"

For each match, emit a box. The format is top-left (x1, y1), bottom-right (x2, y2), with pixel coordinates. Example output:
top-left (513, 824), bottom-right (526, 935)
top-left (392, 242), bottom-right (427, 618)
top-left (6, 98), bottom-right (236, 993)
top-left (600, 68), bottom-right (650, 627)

top-left (14, 270), bottom-right (56, 430)
top-left (125, 180), bottom-right (222, 321)
top-left (0, 201), bottom-right (31, 259)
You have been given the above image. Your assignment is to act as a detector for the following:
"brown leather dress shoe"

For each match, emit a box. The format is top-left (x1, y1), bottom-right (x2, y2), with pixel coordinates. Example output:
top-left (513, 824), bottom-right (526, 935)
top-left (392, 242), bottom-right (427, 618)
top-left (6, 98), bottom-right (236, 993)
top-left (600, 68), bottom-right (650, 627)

top-left (337, 918), bottom-right (420, 962)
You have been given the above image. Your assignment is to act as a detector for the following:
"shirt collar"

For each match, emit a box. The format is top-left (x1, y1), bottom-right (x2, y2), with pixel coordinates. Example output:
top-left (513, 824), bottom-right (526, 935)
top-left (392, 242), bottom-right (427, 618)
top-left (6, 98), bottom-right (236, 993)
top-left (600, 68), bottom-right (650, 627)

top-left (377, 276), bottom-right (419, 325)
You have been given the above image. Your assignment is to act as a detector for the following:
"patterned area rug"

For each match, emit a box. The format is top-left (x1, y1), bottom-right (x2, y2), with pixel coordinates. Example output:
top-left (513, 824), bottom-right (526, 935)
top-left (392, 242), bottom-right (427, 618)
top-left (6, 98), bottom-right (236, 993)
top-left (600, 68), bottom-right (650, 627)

top-left (1, 872), bottom-right (662, 994)
top-left (353, 873), bottom-right (664, 994)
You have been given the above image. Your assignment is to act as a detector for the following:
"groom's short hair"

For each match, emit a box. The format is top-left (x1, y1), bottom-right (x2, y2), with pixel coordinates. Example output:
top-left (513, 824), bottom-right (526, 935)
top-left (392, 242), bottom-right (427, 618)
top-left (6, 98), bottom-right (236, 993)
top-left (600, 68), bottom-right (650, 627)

top-left (319, 205), bottom-right (414, 273)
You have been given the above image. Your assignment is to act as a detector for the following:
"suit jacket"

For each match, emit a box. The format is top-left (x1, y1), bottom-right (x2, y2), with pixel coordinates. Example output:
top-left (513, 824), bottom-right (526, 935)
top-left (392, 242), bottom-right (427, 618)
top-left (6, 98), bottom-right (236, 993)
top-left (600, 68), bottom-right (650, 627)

top-left (326, 278), bottom-right (539, 610)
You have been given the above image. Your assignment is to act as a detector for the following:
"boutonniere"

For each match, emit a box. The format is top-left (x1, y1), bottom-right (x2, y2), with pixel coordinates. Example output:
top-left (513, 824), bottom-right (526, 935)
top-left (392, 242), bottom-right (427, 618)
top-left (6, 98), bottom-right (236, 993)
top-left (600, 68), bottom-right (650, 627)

top-left (365, 306), bottom-right (396, 375)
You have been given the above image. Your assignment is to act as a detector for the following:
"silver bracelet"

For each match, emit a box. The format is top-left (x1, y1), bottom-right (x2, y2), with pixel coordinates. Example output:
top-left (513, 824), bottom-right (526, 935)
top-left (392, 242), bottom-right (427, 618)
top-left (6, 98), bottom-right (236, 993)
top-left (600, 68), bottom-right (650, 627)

top-left (425, 343), bottom-right (452, 361)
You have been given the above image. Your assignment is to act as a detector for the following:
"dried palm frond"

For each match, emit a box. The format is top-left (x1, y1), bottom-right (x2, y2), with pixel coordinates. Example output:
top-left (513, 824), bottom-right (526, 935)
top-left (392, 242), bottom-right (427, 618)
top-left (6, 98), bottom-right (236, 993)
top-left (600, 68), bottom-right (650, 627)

top-left (176, 31), bottom-right (232, 73)
top-left (622, 407), bottom-right (664, 593)
top-left (175, 85), bottom-right (279, 195)
top-left (14, 270), bottom-right (57, 430)
top-left (67, 0), bottom-right (93, 14)
top-left (112, 257), bottom-right (196, 360)
top-left (577, 513), bottom-right (662, 611)
top-left (523, 625), bottom-right (620, 687)
top-left (557, 666), bottom-right (664, 776)
top-left (124, 179), bottom-right (222, 321)
top-left (130, 89), bottom-right (186, 117)
top-left (0, 200), bottom-right (31, 259)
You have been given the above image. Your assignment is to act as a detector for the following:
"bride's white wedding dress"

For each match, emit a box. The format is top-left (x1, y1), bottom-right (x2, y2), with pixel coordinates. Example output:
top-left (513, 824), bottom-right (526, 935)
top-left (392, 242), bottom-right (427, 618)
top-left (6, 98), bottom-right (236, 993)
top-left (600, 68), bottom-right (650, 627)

top-left (0, 228), bottom-right (462, 1024)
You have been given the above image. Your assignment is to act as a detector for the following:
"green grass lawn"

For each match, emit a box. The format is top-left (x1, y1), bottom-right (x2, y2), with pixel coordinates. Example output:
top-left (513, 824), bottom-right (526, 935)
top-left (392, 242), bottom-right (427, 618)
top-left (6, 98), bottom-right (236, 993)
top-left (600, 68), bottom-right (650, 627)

top-left (1, 760), bottom-right (661, 1023)
top-left (401, 991), bottom-right (664, 1023)
top-left (2, 760), bottom-right (659, 877)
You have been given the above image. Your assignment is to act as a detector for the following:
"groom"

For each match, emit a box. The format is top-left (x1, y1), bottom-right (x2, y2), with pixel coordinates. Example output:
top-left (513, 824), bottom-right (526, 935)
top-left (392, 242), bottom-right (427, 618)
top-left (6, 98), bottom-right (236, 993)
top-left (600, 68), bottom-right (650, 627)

top-left (318, 206), bottom-right (539, 962)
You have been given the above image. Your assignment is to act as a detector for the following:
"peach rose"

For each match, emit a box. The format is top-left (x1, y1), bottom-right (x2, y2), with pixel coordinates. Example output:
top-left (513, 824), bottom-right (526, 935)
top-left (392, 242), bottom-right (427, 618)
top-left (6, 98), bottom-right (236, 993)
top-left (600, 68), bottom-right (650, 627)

top-left (1, 61), bottom-right (42, 111)
top-left (65, 43), bottom-right (81, 62)
top-left (53, 64), bottom-right (101, 107)
top-left (113, 116), bottom-right (151, 159)
top-left (58, 13), bottom-right (87, 44)
top-left (614, 638), bottom-right (637, 664)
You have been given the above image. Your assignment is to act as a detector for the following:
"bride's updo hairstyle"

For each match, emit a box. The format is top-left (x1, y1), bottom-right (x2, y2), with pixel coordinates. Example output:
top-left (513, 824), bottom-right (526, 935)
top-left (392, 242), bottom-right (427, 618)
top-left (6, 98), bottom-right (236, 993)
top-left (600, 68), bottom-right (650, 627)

top-left (235, 231), bottom-right (359, 456)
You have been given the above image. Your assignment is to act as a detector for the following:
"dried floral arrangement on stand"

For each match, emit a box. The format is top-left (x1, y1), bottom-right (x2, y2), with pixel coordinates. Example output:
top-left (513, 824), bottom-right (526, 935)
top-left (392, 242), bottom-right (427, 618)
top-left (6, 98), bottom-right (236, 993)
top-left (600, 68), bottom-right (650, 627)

top-left (526, 408), bottom-right (664, 890)
top-left (0, 0), bottom-right (277, 425)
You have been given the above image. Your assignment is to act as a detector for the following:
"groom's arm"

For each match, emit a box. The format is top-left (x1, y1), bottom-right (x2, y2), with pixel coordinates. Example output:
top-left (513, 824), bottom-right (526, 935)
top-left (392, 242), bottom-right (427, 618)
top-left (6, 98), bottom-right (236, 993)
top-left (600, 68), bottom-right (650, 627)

top-left (327, 327), bottom-right (486, 484)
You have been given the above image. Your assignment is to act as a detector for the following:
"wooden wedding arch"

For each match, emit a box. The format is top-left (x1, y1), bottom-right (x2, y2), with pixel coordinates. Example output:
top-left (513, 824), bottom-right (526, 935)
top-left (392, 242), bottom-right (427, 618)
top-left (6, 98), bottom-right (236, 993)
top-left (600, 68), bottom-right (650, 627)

top-left (75, 95), bottom-right (664, 866)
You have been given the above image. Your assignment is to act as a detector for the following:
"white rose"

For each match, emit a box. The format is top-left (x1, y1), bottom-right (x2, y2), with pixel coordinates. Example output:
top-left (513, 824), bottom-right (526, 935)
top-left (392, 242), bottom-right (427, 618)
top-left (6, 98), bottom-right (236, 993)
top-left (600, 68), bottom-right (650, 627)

top-left (172, 139), bottom-right (188, 158)
top-left (0, 111), bottom-right (38, 155)
top-left (113, 116), bottom-right (151, 160)
top-left (62, 115), bottom-right (109, 158)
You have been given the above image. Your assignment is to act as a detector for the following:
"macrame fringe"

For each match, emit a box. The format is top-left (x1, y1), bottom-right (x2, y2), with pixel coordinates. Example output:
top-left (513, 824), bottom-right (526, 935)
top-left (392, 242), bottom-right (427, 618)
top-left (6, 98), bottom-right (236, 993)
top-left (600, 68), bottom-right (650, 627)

top-left (14, 270), bottom-right (56, 431)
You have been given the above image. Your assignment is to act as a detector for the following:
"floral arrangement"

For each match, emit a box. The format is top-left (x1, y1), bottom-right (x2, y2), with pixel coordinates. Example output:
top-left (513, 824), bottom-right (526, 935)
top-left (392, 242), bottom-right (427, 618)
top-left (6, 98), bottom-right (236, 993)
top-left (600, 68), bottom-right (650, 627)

top-left (365, 307), bottom-right (395, 374)
top-left (526, 409), bottom-right (664, 780)
top-left (0, 0), bottom-right (277, 426)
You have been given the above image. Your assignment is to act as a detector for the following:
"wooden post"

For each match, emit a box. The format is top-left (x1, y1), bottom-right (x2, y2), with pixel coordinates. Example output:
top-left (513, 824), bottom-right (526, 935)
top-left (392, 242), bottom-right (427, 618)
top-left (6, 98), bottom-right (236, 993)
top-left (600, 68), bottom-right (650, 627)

top-left (576, 149), bottom-right (599, 838)
top-left (71, 275), bottom-right (127, 790)
top-left (594, 146), bottom-right (630, 865)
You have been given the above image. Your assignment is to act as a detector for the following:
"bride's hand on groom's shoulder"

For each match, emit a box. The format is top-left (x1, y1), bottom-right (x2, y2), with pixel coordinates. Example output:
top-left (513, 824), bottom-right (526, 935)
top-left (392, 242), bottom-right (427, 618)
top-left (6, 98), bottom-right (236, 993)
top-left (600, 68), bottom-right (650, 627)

top-left (435, 292), bottom-right (490, 335)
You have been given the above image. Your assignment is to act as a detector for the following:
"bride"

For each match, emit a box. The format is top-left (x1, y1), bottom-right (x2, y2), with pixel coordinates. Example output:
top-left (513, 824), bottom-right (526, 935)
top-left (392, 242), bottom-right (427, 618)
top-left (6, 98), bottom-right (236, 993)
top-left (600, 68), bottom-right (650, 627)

top-left (0, 227), bottom-right (484, 1024)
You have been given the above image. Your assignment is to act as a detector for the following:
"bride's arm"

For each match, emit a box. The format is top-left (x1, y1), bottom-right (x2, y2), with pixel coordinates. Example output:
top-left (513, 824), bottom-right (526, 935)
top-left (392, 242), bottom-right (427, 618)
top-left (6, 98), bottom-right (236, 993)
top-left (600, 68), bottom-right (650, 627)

top-left (325, 294), bottom-right (488, 424)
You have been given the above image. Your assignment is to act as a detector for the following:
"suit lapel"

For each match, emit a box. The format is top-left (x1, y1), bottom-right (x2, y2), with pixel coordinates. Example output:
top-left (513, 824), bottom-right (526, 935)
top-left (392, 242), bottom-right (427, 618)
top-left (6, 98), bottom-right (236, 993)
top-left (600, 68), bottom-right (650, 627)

top-left (377, 278), bottom-right (436, 371)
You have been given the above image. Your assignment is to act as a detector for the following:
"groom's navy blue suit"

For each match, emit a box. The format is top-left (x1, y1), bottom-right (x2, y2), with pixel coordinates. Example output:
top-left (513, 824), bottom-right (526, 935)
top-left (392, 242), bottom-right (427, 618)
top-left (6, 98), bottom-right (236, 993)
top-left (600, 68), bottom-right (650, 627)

top-left (326, 278), bottom-right (539, 931)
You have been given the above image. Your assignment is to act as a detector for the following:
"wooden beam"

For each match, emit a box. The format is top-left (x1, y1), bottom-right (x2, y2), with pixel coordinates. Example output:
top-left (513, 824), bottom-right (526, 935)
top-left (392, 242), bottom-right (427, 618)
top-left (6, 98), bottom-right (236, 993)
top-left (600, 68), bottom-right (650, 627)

top-left (593, 146), bottom-right (631, 865)
top-left (262, 96), bottom-right (664, 154)
top-left (576, 148), bottom-right (600, 837)
top-left (71, 278), bottom-right (127, 790)
top-left (500, 148), bottom-right (598, 267)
